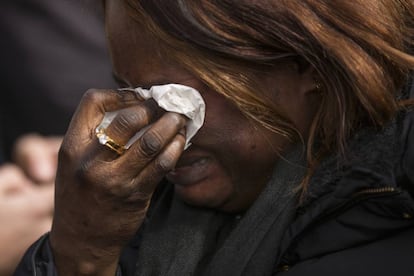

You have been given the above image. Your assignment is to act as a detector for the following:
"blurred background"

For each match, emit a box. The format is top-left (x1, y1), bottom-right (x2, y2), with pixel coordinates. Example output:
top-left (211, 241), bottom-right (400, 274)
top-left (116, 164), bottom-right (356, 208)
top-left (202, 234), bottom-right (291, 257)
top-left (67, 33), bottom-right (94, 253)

top-left (0, 0), bottom-right (115, 274)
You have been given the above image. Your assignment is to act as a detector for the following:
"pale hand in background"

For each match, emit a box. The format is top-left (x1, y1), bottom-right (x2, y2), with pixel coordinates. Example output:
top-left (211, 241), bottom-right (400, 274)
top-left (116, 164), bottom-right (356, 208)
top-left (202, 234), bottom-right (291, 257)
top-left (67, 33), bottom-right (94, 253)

top-left (13, 134), bottom-right (62, 184)
top-left (0, 164), bottom-right (54, 275)
top-left (0, 134), bottom-right (61, 275)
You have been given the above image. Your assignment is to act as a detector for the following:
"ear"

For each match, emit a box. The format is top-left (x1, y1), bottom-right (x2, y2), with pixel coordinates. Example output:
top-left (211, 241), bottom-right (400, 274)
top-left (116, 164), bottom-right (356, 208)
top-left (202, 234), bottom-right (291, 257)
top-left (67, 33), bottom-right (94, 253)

top-left (293, 59), bottom-right (321, 96)
top-left (281, 60), bottom-right (322, 137)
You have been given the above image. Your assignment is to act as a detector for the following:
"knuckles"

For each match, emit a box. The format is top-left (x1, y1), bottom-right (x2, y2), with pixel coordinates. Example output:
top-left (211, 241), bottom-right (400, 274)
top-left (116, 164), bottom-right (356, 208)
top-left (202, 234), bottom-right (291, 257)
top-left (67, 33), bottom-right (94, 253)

top-left (81, 88), bottom-right (108, 105)
top-left (112, 108), bottom-right (148, 135)
top-left (133, 112), bottom-right (186, 159)
top-left (74, 157), bottom-right (99, 186)
top-left (74, 161), bottom-right (150, 206)
top-left (57, 139), bottom-right (78, 164)
top-left (138, 131), bottom-right (163, 158)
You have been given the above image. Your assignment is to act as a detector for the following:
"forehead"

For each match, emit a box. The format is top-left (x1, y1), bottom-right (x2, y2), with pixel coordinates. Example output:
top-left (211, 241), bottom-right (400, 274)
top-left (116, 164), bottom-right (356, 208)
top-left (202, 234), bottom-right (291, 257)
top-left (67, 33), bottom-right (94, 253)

top-left (105, 0), bottom-right (196, 87)
top-left (105, 1), bottom-right (158, 79)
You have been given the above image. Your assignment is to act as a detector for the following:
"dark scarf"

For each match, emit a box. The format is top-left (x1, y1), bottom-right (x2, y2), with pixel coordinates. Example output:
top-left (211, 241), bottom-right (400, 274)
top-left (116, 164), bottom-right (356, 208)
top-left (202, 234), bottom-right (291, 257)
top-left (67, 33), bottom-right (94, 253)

top-left (134, 147), bottom-right (306, 276)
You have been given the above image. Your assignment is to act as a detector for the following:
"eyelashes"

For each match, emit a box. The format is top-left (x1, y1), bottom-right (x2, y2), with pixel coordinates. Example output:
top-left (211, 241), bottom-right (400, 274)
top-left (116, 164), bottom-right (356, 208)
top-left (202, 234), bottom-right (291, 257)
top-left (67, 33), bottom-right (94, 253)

top-left (111, 72), bottom-right (161, 90)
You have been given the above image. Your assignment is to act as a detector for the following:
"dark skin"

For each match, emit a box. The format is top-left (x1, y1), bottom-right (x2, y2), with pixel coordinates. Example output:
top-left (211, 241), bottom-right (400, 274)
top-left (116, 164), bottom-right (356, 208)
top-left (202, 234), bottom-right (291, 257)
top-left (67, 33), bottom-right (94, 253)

top-left (49, 1), bottom-right (319, 275)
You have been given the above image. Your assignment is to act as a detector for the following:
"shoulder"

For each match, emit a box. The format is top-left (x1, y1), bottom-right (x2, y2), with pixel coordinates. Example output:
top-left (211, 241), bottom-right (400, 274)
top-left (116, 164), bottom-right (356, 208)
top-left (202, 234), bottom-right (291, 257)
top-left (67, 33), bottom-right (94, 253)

top-left (398, 107), bottom-right (414, 195)
top-left (278, 226), bottom-right (414, 276)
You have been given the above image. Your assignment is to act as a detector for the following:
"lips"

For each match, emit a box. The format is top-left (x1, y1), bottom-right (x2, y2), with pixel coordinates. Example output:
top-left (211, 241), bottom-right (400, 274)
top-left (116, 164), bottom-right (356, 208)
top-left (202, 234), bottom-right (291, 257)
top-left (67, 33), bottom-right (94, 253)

top-left (174, 155), bottom-right (208, 169)
top-left (166, 150), bottom-right (213, 187)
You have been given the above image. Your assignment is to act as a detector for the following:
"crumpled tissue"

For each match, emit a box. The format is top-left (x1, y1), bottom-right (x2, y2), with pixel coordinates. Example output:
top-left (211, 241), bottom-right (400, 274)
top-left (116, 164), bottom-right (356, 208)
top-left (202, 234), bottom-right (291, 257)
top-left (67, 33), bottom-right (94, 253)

top-left (97, 84), bottom-right (205, 150)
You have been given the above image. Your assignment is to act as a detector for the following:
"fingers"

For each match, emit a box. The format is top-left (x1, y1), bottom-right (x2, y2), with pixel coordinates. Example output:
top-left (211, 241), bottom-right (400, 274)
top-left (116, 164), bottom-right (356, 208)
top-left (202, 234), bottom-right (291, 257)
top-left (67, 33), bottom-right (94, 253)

top-left (116, 113), bottom-right (186, 199)
top-left (6, 184), bottom-right (55, 217)
top-left (90, 99), bottom-right (165, 160)
top-left (0, 163), bottom-right (54, 218)
top-left (0, 164), bottom-right (33, 193)
top-left (104, 99), bottom-right (164, 146)
top-left (116, 112), bottom-right (187, 173)
top-left (0, 183), bottom-right (53, 274)
top-left (92, 99), bottom-right (180, 162)
top-left (13, 134), bottom-right (62, 183)
top-left (60, 88), bottom-right (186, 210)
top-left (78, 112), bottom-right (187, 200)
top-left (129, 132), bottom-right (186, 198)
top-left (28, 184), bottom-right (55, 217)
top-left (122, 112), bottom-right (186, 163)
top-left (61, 89), bottom-right (143, 157)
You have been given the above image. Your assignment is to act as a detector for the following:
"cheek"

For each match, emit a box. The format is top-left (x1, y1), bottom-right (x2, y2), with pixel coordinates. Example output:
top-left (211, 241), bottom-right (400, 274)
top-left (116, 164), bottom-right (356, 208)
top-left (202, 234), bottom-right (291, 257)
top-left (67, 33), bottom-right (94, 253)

top-left (234, 130), bottom-right (279, 168)
top-left (201, 92), bottom-right (271, 160)
top-left (202, 93), bottom-right (247, 135)
top-left (197, 87), bottom-right (284, 174)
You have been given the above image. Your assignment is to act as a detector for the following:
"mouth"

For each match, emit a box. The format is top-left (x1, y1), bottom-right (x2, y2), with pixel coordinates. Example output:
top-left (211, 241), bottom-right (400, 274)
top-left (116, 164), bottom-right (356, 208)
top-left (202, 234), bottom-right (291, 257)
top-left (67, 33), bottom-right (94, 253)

top-left (174, 155), bottom-right (209, 169)
top-left (166, 151), bottom-right (212, 187)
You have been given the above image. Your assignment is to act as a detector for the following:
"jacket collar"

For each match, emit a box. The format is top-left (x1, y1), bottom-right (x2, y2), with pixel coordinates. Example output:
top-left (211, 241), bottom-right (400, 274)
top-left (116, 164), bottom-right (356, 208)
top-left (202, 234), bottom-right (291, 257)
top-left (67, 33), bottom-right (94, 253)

top-left (278, 107), bottom-right (414, 267)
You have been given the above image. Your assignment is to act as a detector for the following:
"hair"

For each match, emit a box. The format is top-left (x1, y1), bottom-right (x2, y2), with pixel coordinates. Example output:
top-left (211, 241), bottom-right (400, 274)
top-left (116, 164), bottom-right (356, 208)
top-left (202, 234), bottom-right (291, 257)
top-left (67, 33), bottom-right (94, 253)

top-left (122, 0), bottom-right (414, 196)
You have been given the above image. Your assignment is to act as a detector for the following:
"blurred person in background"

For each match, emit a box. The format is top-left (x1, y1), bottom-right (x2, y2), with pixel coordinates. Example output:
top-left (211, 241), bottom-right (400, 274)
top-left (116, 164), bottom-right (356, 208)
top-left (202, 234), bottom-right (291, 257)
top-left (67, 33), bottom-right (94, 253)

top-left (0, 0), bottom-right (115, 274)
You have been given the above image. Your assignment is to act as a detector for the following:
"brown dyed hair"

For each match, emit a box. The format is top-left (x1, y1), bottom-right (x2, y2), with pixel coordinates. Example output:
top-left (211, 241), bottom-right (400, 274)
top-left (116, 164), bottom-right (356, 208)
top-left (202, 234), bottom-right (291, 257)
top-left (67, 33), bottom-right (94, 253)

top-left (122, 0), bottom-right (414, 192)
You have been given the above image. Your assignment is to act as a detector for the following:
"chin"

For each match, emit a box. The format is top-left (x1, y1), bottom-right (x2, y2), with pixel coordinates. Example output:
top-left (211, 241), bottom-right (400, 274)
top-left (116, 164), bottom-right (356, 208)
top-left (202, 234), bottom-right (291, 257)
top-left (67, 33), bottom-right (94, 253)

top-left (174, 185), bottom-right (246, 213)
top-left (174, 184), bottom-right (226, 209)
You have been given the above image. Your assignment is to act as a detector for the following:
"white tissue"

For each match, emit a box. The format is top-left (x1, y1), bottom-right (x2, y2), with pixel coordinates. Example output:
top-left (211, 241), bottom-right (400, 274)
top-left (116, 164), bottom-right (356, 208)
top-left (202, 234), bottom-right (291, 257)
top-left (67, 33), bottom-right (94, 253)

top-left (97, 84), bottom-right (205, 150)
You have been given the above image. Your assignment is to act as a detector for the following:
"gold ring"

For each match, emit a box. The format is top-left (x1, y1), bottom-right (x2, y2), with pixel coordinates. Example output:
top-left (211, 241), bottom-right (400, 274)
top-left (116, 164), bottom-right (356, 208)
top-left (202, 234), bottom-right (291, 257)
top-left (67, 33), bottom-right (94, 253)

top-left (95, 126), bottom-right (126, 155)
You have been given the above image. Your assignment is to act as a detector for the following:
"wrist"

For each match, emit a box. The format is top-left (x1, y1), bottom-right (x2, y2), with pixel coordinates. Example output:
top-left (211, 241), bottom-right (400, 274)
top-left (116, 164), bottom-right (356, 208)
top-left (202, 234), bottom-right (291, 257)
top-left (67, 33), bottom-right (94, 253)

top-left (50, 226), bottom-right (122, 276)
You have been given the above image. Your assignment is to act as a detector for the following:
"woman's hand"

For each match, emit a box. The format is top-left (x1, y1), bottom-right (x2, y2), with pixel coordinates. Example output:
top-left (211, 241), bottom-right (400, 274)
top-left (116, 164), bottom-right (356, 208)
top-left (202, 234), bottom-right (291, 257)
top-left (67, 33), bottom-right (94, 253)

top-left (50, 89), bottom-right (187, 275)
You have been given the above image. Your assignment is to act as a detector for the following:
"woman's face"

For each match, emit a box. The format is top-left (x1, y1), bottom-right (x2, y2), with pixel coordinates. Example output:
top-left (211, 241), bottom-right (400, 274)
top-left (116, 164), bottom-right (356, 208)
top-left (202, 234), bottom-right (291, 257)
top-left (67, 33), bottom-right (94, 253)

top-left (105, 0), bottom-right (317, 212)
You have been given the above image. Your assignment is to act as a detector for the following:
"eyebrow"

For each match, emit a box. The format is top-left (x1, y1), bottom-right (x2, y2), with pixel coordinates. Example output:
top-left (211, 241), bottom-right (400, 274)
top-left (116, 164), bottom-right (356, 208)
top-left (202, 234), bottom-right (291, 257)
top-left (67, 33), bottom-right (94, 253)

top-left (112, 71), bottom-right (173, 89)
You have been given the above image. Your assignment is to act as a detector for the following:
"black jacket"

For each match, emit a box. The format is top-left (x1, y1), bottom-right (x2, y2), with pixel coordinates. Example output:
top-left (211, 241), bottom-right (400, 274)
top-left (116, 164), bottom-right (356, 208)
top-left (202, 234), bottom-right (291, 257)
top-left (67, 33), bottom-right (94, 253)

top-left (274, 86), bottom-right (414, 275)
top-left (14, 88), bottom-right (414, 275)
